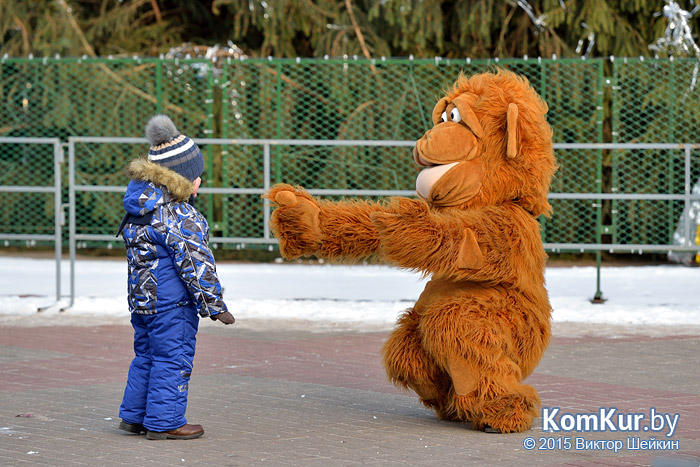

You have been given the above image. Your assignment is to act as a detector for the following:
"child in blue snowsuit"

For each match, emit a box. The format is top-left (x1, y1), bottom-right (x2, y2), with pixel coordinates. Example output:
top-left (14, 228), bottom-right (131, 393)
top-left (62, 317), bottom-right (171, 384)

top-left (117, 115), bottom-right (235, 440)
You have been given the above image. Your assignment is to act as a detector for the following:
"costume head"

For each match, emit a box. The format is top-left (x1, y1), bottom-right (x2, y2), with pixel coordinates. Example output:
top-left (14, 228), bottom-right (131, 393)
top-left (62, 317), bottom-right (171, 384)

top-left (413, 69), bottom-right (557, 217)
top-left (145, 115), bottom-right (204, 182)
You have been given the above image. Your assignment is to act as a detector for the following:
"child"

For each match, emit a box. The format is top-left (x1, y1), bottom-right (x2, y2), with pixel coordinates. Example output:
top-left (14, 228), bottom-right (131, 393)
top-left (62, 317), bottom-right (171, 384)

top-left (117, 115), bottom-right (235, 440)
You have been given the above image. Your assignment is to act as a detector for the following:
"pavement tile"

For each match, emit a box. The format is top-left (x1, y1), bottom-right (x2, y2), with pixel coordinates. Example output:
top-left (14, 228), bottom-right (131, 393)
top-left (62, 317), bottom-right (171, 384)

top-left (0, 323), bottom-right (698, 466)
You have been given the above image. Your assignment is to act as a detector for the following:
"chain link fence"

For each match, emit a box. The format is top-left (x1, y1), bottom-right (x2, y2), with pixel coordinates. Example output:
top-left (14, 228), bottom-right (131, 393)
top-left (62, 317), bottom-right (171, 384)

top-left (612, 59), bottom-right (700, 248)
top-left (1, 56), bottom-right (699, 258)
top-left (0, 136), bottom-right (63, 303)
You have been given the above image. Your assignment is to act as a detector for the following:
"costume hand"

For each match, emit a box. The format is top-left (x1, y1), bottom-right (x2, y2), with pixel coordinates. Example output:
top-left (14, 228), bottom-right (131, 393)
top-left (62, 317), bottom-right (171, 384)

top-left (210, 311), bottom-right (236, 325)
top-left (264, 184), bottom-right (322, 259)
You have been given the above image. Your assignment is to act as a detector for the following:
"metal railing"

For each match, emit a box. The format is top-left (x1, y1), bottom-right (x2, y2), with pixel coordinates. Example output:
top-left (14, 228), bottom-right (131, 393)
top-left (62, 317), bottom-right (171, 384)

top-left (2, 138), bottom-right (700, 309)
top-left (0, 137), bottom-right (64, 308)
top-left (65, 137), bottom-right (417, 309)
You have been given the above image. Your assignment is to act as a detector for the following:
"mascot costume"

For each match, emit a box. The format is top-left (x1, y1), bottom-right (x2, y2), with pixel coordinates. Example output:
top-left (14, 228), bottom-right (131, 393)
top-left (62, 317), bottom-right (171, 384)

top-left (264, 69), bottom-right (557, 433)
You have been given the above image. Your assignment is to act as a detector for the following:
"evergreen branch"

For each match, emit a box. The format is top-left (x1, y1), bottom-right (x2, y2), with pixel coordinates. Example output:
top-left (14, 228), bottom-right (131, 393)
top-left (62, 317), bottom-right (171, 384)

top-left (497, 5), bottom-right (517, 56)
top-left (56, 0), bottom-right (96, 56)
top-left (12, 15), bottom-right (30, 53)
top-left (56, 0), bottom-right (184, 115)
top-left (608, 7), bottom-right (649, 56)
top-left (343, 0), bottom-right (378, 74)
top-left (302, 0), bottom-right (335, 19)
top-left (344, 0), bottom-right (371, 59)
top-left (150, 0), bottom-right (162, 23)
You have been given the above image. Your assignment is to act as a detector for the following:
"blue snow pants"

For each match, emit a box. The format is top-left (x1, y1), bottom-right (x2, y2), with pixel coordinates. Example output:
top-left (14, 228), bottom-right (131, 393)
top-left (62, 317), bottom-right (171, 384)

top-left (119, 306), bottom-right (199, 432)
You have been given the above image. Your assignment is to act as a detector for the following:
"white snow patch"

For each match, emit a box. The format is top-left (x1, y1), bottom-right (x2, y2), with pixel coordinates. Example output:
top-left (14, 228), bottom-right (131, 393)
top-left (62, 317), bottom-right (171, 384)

top-left (1, 257), bottom-right (699, 334)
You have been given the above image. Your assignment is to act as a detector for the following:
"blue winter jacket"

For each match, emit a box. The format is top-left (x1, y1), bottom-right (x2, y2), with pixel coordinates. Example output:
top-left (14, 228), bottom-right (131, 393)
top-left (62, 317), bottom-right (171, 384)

top-left (120, 158), bottom-right (228, 318)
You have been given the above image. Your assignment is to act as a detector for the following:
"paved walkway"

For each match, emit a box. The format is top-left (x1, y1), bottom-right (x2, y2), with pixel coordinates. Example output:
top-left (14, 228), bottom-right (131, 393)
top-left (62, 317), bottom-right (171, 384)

top-left (0, 319), bottom-right (699, 466)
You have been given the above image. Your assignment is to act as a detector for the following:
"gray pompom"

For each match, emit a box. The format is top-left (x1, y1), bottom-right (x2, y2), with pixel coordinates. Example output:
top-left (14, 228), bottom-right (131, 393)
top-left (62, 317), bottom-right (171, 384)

top-left (145, 115), bottom-right (179, 146)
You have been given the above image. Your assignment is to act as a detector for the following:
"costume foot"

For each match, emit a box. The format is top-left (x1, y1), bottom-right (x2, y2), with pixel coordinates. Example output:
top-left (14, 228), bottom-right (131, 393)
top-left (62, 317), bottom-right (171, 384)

top-left (146, 423), bottom-right (204, 440)
top-left (480, 385), bottom-right (539, 433)
top-left (446, 392), bottom-right (481, 423)
top-left (119, 420), bottom-right (146, 434)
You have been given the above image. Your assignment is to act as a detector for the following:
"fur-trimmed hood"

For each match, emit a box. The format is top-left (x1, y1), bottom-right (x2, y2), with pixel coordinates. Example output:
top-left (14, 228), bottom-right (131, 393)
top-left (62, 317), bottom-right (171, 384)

top-left (123, 158), bottom-right (194, 217)
top-left (126, 158), bottom-right (194, 202)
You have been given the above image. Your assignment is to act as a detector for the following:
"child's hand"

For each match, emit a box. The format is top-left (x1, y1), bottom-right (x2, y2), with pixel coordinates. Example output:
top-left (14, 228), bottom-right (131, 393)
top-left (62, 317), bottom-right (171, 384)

top-left (210, 311), bottom-right (235, 325)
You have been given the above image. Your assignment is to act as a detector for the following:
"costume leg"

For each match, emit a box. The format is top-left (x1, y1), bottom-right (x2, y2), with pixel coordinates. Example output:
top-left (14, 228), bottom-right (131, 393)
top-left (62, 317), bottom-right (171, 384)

top-left (119, 313), bottom-right (151, 424)
top-left (442, 352), bottom-right (539, 432)
top-left (473, 356), bottom-right (540, 433)
top-left (142, 307), bottom-right (199, 432)
top-left (420, 297), bottom-right (541, 432)
top-left (382, 309), bottom-right (450, 415)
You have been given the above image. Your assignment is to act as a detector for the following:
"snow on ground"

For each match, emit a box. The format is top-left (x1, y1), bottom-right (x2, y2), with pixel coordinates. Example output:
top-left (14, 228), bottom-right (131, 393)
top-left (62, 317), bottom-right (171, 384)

top-left (1, 256), bottom-right (699, 336)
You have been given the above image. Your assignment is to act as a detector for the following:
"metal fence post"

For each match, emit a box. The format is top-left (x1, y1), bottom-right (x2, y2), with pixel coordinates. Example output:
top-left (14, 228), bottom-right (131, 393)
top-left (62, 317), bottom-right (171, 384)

top-left (273, 61), bottom-right (283, 185)
top-left (53, 141), bottom-right (63, 303)
top-left (64, 138), bottom-right (76, 311)
top-left (592, 59), bottom-right (606, 304)
top-left (263, 142), bottom-right (271, 241)
top-left (38, 139), bottom-right (64, 310)
top-left (592, 142), bottom-right (605, 302)
top-left (684, 146), bottom-right (692, 247)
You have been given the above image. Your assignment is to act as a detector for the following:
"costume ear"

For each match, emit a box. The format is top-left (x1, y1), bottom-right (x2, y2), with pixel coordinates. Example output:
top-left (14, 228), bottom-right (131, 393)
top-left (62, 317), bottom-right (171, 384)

top-left (506, 103), bottom-right (518, 159)
top-left (431, 97), bottom-right (449, 125)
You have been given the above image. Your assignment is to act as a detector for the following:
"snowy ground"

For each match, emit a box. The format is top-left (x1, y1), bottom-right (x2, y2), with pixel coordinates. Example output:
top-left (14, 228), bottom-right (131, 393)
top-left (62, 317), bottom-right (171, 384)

top-left (1, 256), bottom-right (699, 336)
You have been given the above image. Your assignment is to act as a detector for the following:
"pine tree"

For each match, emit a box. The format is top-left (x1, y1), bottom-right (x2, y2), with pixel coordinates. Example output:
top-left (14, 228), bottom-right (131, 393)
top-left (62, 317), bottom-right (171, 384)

top-left (1, 0), bottom-right (698, 59)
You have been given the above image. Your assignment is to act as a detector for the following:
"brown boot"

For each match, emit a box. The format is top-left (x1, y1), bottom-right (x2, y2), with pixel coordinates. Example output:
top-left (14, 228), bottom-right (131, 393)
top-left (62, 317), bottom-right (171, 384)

top-left (119, 420), bottom-right (145, 434)
top-left (146, 423), bottom-right (204, 440)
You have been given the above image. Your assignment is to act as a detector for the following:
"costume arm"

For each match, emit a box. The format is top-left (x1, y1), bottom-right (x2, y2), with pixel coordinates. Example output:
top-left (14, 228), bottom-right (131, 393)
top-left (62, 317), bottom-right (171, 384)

top-left (371, 198), bottom-right (521, 282)
top-left (164, 203), bottom-right (228, 318)
top-left (265, 184), bottom-right (388, 261)
top-left (317, 198), bottom-right (386, 261)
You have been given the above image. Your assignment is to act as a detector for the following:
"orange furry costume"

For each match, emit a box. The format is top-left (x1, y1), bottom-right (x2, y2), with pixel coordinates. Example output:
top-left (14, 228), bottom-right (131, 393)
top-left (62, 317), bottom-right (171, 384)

top-left (264, 69), bottom-right (557, 433)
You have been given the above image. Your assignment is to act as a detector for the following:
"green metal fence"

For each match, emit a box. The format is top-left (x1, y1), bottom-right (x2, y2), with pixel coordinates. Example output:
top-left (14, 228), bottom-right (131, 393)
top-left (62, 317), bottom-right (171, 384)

top-left (612, 58), bottom-right (700, 247)
top-left (1, 56), bottom-right (699, 256)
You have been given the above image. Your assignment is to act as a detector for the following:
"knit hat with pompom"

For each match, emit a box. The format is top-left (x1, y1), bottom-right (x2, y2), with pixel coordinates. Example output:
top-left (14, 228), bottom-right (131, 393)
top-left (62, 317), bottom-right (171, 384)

top-left (145, 115), bottom-right (204, 181)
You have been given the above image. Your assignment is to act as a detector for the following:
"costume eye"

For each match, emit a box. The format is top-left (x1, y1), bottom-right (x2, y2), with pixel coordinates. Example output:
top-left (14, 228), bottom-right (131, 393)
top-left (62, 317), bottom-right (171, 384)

top-left (440, 111), bottom-right (448, 123)
top-left (450, 108), bottom-right (461, 123)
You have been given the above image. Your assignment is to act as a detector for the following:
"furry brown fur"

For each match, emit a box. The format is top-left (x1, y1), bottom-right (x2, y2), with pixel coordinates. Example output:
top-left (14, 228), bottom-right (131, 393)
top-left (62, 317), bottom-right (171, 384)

top-left (264, 69), bottom-right (557, 433)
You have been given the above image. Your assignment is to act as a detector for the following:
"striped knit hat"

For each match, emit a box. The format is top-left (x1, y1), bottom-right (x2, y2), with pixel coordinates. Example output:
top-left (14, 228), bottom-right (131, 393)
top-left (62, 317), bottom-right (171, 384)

top-left (145, 115), bottom-right (204, 182)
